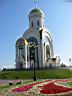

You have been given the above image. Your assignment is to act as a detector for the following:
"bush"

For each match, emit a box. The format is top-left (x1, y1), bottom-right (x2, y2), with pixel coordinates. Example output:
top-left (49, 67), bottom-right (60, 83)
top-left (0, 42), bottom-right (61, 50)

top-left (9, 82), bottom-right (13, 85)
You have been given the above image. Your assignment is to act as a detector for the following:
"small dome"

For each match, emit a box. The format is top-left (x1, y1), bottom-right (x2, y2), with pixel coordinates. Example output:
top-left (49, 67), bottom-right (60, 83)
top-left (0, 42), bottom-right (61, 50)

top-left (16, 38), bottom-right (28, 46)
top-left (29, 8), bottom-right (44, 16)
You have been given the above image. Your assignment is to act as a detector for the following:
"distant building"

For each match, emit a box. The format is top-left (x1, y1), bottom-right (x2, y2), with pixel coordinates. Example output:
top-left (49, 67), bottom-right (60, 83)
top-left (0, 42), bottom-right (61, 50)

top-left (15, 7), bottom-right (60, 69)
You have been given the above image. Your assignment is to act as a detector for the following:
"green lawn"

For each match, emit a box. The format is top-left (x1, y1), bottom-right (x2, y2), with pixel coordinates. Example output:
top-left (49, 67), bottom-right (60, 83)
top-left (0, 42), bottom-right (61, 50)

top-left (0, 69), bottom-right (72, 79)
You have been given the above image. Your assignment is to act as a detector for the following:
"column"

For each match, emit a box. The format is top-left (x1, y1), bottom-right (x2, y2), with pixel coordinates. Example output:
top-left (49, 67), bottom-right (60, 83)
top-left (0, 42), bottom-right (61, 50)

top-left (25, 45), bottom-right (27, 69)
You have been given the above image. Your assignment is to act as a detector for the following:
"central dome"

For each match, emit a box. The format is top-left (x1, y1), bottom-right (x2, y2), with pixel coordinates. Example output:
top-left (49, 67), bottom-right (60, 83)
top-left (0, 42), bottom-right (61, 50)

top-left (29, 8), bottom-right (44, 16)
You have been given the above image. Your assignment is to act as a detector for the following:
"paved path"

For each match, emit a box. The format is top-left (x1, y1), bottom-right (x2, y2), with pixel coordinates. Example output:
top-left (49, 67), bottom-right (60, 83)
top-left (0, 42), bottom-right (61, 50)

top-left (0, 79), bottom-right (22, 84)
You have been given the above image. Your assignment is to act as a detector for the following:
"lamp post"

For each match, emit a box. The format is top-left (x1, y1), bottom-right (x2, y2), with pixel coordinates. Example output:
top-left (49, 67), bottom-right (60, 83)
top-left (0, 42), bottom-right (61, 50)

top-left (29, 42), bottom-right (37, 81)
top-left (33, 47), bottom-right (36, 81)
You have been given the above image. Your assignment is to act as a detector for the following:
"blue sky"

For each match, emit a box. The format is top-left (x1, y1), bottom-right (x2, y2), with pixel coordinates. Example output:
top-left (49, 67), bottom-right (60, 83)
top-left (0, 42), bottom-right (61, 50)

top-left (0, 0), bottom-right (72, 69)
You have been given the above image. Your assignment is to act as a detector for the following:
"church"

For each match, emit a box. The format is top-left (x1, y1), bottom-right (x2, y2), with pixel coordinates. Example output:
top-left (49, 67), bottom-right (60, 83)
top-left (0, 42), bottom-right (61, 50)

top-left (15, 7), bottom-right (60, 69)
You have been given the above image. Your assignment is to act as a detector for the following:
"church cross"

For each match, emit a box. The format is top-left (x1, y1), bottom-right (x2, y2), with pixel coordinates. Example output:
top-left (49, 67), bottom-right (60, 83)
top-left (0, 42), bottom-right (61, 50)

top-left (34, 0), bottom-right (37, 8)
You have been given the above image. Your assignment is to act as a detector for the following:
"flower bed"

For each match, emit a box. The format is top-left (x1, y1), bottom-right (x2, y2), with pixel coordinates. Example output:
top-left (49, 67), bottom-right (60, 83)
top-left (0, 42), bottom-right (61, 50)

top-left (39, 82), bottom-right (72, 94)
top-left (2, 79), bottom-right (72, 96)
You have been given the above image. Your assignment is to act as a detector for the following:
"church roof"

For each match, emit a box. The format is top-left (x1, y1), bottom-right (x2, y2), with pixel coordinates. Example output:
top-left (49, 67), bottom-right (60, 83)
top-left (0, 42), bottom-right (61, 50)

top-left (29, 8), bottom-right (44, 15)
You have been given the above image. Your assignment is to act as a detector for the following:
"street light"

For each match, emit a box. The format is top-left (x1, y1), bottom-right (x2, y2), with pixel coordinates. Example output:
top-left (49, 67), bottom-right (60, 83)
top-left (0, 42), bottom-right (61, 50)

top-left (33, 46), bottom-right (36, 81)
top-left (29, 42), bottom-right (38, 81)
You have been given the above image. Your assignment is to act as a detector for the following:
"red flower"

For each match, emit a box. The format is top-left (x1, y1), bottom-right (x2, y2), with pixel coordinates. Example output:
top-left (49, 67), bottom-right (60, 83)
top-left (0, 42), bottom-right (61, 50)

top-left (39, 82), bottom-right (72, 94)
top-left (12, 81), bottom-right (43, 92)
top-left (12, 85), bottom-right (32, 92)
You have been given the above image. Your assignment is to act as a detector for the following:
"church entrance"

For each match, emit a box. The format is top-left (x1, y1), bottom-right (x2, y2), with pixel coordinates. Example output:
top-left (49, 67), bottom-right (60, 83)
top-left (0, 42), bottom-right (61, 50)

top-left (30, 44), bottom-right (39, 68)
top-left (28, 37), bottom-right (39, 69)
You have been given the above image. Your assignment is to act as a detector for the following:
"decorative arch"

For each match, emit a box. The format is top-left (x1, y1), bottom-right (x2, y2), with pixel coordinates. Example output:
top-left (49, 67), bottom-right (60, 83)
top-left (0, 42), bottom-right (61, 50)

top-left (28, 37), bottom-right (38, 45)
top-left (43, 35), bottom-right (54, 58)
top-left (16, 38), bottom-right (26, 69)
top-left (46, 45), bottom-right (50, 61)
top-left (28, 37), bottom-right (39, 68)
top-left (16, 38), bottom-right (25, 46)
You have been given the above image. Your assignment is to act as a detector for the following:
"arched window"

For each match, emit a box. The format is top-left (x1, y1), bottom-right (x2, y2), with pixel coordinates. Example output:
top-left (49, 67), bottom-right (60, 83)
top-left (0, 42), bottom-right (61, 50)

top-left (32, 21), bottom-right (33, 27)
top-left (37, 20), bottom-right (39, 26)
top-left (46, 45), bottom-right (50, 61)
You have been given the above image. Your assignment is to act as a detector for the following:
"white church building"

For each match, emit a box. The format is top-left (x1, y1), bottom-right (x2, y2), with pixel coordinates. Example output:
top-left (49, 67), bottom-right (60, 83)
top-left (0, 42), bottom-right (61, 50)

top-left (15, 7), bottom-right (60, 69)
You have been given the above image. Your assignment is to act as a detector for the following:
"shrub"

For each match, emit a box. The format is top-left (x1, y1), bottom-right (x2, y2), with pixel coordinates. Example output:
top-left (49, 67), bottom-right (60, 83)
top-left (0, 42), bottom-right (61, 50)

top-left (9, 82), bottom-right (13, 85)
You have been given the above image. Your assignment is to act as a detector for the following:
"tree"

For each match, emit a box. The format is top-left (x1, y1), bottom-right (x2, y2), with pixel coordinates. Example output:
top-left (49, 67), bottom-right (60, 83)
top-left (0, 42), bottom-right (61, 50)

top-left (69, 58), bottom-right (71, 67)
top-left (61, 63), bottom-right (66, 67)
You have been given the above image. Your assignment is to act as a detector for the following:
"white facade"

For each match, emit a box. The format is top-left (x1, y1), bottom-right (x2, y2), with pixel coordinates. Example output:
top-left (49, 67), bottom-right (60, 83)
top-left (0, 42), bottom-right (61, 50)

top-left (15, 8), bottom-right (60, 69)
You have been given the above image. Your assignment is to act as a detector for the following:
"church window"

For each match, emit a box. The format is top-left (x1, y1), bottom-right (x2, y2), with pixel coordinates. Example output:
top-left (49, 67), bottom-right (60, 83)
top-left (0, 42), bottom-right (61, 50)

top-left (37, 20), bottom-right (39, 26)
top-left (46, 45), bottom-right (50, 61)
top-left (31, 21), bottom-right (33, 27)
top-left (19, 47), bottom-right (23, 57)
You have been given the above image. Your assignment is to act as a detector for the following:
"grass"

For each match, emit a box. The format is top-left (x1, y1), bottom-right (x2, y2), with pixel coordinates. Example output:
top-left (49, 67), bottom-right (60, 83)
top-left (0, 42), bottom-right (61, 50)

top-left (0, 69), bottom-right (72, 79)
top-left (57, 81), bottom-right (72, 88)
top-left (0, 84), bottom-right (12, 91)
